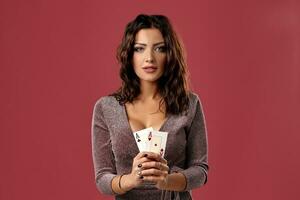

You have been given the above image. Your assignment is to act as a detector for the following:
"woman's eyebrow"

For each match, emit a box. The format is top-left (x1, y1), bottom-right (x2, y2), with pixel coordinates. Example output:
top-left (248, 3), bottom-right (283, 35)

top-left (134, 41), bottom-right (165, 46)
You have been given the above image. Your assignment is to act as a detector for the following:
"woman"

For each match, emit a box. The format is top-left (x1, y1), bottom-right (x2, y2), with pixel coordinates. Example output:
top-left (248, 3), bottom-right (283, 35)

top-left (91, 14), bottom-right (209, 200)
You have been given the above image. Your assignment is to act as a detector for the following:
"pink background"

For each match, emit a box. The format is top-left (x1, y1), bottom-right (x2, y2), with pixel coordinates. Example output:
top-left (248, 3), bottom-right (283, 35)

top-left (1, 0), bottom-right (299, 199)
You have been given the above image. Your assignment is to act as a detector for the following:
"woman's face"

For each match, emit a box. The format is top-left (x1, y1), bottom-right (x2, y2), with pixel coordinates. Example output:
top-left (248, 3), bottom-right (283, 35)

top-left (132, 28), bottom-right (167, 83)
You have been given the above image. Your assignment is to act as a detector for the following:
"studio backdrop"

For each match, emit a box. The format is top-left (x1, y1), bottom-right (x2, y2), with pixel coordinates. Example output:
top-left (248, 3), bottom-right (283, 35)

top-left (1, 0), bottom-right (299, 200)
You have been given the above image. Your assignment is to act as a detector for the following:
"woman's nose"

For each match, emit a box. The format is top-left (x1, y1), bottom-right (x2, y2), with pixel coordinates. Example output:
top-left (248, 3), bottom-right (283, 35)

top-left (145, 50), bottom-right (154, 63)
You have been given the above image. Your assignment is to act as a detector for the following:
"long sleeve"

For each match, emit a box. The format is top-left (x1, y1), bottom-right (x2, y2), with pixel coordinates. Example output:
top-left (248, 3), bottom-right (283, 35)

top-left (91, 98), bottom-right (117, 195)
top-left (177, 96), bottom-right (209, 191)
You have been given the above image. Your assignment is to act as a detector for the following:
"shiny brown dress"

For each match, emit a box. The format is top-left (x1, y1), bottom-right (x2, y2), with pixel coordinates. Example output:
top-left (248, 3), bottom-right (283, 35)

top-left (91, 92), bottom-right (209, 200)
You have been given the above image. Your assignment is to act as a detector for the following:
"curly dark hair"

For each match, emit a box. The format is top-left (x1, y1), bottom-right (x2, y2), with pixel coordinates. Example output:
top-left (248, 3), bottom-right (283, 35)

top-left (111, 14), bottom-right (190, 115)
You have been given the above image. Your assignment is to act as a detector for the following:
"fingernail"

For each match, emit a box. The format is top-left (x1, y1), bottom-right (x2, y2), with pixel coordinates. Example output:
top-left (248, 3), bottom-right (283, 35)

top-left (143, 154), bottom-right (148, 157)
top-left (138, 164), bottom-right (142, 168)
top-left (139, 176), bottom-right (144, 179)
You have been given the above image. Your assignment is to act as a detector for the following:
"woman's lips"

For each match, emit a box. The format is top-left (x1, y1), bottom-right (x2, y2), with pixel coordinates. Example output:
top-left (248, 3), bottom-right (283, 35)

top-left (142, 66), bottom-right (157, 73)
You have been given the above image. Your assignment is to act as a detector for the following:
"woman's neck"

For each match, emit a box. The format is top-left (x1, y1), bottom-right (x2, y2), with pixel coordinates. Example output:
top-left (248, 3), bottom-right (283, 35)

top-left (137, 80), bottom-right (161, 102)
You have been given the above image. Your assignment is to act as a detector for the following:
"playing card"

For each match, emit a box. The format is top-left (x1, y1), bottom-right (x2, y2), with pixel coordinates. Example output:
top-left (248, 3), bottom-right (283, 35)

top-left (133, 127), bottom-right (153, 152)
top-left (148, 130), bottom-right (168, 158)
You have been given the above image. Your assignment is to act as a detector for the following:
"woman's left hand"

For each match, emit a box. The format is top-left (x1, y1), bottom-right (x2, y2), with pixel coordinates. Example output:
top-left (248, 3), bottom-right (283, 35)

top-left (138, 152), bottom-right (169, 190)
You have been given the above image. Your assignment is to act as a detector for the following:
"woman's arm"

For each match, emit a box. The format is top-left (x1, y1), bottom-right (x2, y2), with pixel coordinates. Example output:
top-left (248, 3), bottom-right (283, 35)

top-left (92, 98), bottom-right (118, 195)
top-left (179, 95), bottom-right (209, 190)
top-left (111, 175), bottom-right (130, 195)
top-left (157, 95), bottom-right (209, 191)
top-left (161, 172), bottom-right (187, 191)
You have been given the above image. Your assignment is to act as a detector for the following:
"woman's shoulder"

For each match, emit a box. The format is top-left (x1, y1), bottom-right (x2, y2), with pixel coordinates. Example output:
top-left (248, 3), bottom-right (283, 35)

top-left (188, 91), bottom-right (202, 105)
top-left (187, 91), bottom-right (204, 115)
top-left (93, 95), bottom-right (119, 111)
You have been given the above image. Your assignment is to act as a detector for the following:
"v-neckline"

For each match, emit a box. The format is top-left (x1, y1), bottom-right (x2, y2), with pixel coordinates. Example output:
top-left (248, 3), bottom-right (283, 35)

top-left (122, 103), bottom-right (170, 133)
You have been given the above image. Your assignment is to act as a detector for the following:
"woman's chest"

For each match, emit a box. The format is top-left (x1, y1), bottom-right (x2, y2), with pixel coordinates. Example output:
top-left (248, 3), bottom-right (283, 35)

top-left (107, 108), bottom-right (190, 168)
top-left (125, 102), bottom-right (167, 132)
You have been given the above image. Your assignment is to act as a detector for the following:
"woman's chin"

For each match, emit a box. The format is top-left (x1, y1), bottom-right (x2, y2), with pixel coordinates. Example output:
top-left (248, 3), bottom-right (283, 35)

top-left (139, 76), bottom-right (162, 83)
top-left (138, 73), bottom-right (163, 83)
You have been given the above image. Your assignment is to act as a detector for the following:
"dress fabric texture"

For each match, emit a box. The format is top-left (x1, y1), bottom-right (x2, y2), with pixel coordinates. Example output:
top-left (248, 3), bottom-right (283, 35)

top-left (91, 92), bottom-right (209, 200)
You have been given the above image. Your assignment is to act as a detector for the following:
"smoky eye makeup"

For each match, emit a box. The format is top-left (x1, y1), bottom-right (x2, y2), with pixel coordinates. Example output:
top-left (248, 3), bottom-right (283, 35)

top-left (156, 45), bottom-right (167, 52)
top-left (133, 43), bottom-right (167, 52)
top-left (133, 45), bottom-right (144, 52)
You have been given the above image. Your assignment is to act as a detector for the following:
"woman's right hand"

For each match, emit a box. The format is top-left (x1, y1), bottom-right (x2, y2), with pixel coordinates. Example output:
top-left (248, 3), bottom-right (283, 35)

top-left (121, 152), bottom-right (152, 190)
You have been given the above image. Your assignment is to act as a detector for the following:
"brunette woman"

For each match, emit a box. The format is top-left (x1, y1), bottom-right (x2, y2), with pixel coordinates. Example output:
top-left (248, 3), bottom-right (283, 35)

top-left (92, 14), bottom-right (209, 200)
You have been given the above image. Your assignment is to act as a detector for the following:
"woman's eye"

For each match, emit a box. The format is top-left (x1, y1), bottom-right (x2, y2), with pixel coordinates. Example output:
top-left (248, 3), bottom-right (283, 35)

top-left (155, 46), bottom-right (166, 52)
top-left (134, 47), bottom-right (144, 52)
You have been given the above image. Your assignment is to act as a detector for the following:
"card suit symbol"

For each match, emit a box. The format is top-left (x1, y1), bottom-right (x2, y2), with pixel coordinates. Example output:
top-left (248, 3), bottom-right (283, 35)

top-left (160, 149), bottom-right (164, 156)
top-left (148, 132), bottom-right (152, 141)
top-left (136, 133), bottom-right (141, 142)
